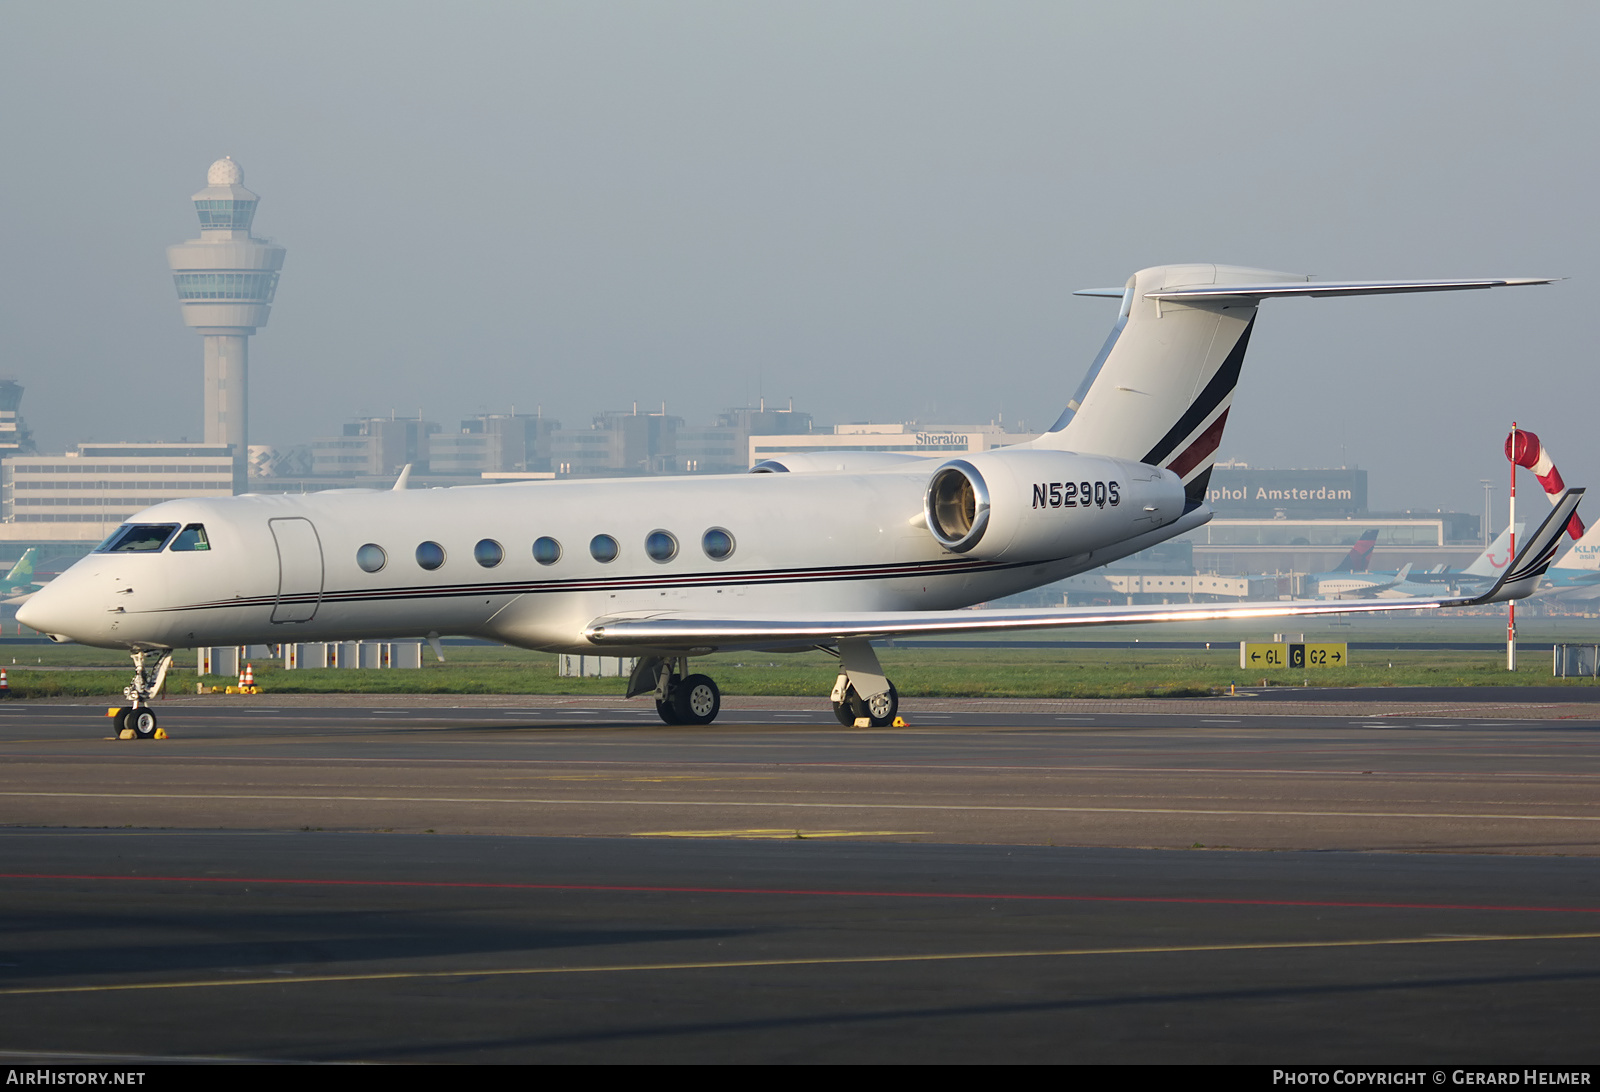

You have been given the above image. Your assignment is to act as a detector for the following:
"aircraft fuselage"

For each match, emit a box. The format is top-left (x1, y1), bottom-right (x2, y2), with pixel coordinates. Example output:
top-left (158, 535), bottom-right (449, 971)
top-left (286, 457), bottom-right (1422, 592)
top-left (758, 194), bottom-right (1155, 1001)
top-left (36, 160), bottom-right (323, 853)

top-left (22, 456), bottom-right (1188, 655)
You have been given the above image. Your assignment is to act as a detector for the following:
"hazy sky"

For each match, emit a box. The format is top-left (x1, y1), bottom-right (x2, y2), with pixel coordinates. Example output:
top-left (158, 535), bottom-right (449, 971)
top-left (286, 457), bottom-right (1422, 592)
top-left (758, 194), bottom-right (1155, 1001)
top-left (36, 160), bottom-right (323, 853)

top-left (2, 2), bottom-right (1593, 516)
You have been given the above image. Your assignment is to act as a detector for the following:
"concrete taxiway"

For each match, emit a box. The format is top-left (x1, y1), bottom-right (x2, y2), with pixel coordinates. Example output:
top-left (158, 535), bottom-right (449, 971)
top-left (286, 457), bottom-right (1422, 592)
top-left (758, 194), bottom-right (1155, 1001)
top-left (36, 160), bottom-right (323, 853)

top-left (2, 693), bottom-right (1598, 1063)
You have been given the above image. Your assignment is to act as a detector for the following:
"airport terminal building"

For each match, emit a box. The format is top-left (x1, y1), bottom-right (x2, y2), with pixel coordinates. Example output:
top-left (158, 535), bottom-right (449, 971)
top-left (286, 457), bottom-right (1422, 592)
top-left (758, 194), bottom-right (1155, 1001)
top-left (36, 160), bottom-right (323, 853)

top-left (0, 443), bottom-right (238, 572)
top-left (748, 421), bottom-right (1028, 464)
top-left (1194, 464), bottom-right (1479, 576)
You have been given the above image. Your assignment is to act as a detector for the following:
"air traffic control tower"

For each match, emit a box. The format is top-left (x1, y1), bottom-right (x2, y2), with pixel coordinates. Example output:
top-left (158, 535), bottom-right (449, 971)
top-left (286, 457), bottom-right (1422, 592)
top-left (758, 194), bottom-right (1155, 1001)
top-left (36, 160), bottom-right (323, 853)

top-left (166, 157), bottom-right (286, 455)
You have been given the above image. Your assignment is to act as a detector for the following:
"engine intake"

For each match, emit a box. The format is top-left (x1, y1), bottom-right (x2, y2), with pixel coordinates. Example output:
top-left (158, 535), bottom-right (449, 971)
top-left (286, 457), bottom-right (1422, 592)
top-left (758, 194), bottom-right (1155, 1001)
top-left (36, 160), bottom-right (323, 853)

top-left (925, 460), bottom-right (990, 553)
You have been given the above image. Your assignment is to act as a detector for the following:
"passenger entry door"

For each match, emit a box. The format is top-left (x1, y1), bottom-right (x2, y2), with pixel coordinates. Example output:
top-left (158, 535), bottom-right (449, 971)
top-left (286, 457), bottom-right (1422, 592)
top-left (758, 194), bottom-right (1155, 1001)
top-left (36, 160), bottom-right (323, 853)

top-left (269, 518), bottom-right (324, 623)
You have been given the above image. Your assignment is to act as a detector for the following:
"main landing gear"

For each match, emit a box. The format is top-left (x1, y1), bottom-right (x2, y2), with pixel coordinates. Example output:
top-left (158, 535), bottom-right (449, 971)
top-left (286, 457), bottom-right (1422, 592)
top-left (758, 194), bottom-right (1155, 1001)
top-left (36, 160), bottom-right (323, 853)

top-left (832, 681), bottom-right (899, 727)
top-left (110, 648), bottom-right (173, 740)
top-left (625, 638), bottom-right (899, 728)
top-left (827, 638), bottom-right (898, 727)
top-left (630, 656), bottom-right (723, 726)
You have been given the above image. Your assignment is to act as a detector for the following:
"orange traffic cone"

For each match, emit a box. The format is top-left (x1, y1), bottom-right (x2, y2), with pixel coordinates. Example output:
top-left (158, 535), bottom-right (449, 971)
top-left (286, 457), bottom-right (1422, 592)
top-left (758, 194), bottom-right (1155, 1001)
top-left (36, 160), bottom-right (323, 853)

top-left (240, 663), bottom-right (254, 689)
top-left (0, 668), bottom-right (9, 696)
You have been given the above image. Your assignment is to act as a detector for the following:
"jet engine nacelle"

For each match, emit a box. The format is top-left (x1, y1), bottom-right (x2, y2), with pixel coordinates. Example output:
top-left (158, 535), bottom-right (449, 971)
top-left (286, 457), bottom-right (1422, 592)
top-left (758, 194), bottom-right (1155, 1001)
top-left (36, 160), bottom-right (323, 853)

top-left (923, 450), bottom-right (1186, 561)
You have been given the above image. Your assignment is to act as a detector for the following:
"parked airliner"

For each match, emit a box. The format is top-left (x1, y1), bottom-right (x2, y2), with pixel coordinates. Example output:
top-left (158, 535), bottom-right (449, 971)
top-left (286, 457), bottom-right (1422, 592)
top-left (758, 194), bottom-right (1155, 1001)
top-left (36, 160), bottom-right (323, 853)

top-left (1536, 518), bottom-right (1600, 599)
top-left (1314, 525), bottom-right (1521, 599)
top-left (16, 264), bottom-right (1573, 738)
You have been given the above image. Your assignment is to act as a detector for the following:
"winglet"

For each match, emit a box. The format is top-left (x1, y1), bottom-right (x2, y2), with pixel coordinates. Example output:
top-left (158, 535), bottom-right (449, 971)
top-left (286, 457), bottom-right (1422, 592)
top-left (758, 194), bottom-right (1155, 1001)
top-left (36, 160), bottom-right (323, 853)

top-left (393, 464), bottom-right (412, 491)
top-left (1473, 489), bottom-right (1584, 603)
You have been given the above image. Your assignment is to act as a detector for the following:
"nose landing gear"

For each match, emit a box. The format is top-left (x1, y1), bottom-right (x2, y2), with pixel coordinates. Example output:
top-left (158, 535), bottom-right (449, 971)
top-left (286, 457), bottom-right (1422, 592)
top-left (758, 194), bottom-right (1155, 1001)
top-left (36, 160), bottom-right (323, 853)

top-left (110, 649), bottom-right (173, 740)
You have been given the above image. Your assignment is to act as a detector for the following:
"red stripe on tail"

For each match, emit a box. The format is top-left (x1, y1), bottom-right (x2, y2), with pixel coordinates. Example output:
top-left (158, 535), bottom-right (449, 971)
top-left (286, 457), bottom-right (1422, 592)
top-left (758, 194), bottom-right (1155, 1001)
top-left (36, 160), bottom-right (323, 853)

top-left (1166, 409), bottom-right (1230, 480)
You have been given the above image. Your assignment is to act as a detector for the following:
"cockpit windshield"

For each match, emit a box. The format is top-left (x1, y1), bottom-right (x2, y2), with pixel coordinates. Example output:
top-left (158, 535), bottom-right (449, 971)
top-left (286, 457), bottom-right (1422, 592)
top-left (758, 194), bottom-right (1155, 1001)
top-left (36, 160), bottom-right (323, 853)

top-left (169, 524), bottom-right (210, 552)
top-left (95, 523), bottom-right (181, 553)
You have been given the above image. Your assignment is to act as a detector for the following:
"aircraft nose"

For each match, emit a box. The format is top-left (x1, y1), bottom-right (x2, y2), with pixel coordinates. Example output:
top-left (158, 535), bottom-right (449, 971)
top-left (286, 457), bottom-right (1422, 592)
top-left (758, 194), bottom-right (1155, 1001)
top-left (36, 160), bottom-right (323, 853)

top-left (16, 579), bottom-right (98, 643)
top-left (16, 586), bottom-right (58, 637)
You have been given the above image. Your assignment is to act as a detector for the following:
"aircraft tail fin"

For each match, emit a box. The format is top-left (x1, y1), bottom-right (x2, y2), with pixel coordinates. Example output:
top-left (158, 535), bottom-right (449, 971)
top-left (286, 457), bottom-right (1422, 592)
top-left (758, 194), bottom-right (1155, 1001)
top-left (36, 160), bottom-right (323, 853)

top-left (1037, 268), bottom-right (1553, 506)
top-left (2, 548), bottom-right (37, 587)
top-left (1463, 523), bottom-right (1522, 578)
top-left (1334, 530), bottom-right (1380, 573)
top-left (1555, 517), bottom-right (1600, 572)
top-left (1035, 264), bottom-right (1274, 506)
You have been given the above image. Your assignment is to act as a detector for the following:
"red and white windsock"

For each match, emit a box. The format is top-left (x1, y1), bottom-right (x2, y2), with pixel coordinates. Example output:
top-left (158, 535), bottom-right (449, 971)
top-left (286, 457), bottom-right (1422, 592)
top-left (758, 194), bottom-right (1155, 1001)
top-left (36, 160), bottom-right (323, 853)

top-left (1506, 429), bottom-right (1585, 540)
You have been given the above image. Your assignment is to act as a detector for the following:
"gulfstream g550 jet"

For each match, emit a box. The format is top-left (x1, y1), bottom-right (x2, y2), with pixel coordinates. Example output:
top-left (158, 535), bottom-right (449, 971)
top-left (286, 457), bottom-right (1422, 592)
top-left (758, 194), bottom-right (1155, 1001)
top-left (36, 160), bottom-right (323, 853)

top-left (17, 264), bottom-right (1572, 739)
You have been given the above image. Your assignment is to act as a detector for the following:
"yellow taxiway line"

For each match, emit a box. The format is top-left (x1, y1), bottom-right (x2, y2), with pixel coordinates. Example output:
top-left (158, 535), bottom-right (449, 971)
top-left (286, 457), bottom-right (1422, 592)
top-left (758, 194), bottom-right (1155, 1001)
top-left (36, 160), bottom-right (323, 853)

top-left (5, 931), bottom-right (1599, 997)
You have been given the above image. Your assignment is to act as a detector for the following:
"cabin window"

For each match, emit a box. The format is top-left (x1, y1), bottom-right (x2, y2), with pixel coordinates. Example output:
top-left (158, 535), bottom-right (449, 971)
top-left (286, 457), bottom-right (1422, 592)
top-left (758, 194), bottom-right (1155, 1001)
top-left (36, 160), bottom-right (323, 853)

top-left (533, 537), bottom-right (562, 565)
top-left (415, 541), bottom-right (446, 570)
top-left (645, 530), bottom-right (678, 563)
top-left (356, 544), bottom-right (387, 573)
top-left (702, 527), bottom-right (735, 561)
top-left (168, 524), bottom-right (211, 552)
top-left (589, 534), bottom-right (619, 563)
top-left (474, 539), bottom-right (504, 568)
top-left (96, 523), bottom-right (179, 553)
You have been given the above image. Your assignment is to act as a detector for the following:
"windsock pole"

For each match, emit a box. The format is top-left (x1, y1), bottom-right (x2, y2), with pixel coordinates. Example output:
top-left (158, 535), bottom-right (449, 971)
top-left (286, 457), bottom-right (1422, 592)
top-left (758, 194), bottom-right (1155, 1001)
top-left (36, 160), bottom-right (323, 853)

top-left (1508, 423), bottom-right (1517, 672)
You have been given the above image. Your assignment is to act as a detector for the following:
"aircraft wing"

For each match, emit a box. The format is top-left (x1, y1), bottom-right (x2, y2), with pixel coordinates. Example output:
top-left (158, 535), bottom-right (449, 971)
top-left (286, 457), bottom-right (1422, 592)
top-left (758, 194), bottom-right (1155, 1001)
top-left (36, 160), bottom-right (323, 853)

top-left (587, 490), bottom-right (1581, 650)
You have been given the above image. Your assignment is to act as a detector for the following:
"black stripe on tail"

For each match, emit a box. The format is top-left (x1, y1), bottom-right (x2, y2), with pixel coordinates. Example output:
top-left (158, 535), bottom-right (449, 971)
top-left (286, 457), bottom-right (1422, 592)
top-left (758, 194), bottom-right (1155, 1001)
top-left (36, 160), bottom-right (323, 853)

top-left (1140, 316), bottom-right (1255, 470)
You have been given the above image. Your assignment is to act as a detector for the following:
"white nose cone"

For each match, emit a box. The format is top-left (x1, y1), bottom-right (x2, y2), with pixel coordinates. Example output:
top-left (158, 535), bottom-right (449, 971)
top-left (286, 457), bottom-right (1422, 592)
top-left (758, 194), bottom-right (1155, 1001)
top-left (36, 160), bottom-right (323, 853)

top-left (14, 593), bottom-right (48, 636)
top-left (15, 580), bottom-right (94, 644)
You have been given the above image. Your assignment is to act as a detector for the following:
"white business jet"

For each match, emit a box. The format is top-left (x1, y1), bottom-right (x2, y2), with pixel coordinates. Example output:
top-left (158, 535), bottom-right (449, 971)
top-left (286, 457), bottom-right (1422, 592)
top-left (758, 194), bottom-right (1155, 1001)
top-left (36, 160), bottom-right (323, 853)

top-left (16, 264), bottom-right (1575, 739)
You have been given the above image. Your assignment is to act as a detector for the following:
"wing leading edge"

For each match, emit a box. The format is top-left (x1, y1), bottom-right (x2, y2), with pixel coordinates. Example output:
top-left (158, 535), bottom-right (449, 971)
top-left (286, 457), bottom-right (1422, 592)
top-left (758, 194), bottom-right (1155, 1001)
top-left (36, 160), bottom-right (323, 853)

top-left (585, 490), bottom-right (1582, 651)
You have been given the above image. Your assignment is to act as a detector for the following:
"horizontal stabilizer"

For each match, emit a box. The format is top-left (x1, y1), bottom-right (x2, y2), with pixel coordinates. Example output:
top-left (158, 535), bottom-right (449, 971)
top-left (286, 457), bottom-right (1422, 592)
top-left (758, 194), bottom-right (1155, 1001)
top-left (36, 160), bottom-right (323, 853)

top-left (1143, 278), bottom-right (1554, 302)
top-left (1048, 267), bottom-right (1554, 518)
